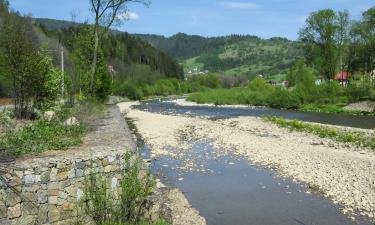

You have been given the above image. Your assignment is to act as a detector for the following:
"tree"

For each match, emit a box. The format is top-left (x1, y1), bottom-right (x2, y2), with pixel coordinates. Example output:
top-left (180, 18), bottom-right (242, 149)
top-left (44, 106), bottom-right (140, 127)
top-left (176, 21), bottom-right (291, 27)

top-left (299, 9), bottom-right (339, 80)
top-left (350, 7), bottom-right (375, 75)
top-left (88, 0), bottom-right (149, 95)
top-left (0, 4), bottom-right (58, 118)
top-left (335, 10), bottom-right (350, 72)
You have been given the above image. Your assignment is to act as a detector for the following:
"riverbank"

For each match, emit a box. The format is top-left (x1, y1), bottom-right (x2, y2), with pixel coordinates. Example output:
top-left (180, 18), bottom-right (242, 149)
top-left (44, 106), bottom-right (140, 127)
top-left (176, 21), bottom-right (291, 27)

top-left (119, 101), bottom-right (375, 221)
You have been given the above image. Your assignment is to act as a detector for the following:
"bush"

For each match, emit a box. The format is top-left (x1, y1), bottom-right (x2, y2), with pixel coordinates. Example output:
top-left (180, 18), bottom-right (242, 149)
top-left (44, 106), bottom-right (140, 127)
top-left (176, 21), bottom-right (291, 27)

top-left (83, 152), bottom-right (156, 225)
top-left (267, 88), bottom-right (301, 109)
top-left (314, 82), bottom-right (344, 104)
top-left (345, 84), bottom-right (372, 102)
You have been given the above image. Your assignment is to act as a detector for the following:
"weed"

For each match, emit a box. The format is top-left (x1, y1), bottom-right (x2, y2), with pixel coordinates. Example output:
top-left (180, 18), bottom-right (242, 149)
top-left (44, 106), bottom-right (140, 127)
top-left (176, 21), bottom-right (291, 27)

top-left (83, 152), bottom-right (157, 225)
top-left (263, 116), bottom-right (375, 151)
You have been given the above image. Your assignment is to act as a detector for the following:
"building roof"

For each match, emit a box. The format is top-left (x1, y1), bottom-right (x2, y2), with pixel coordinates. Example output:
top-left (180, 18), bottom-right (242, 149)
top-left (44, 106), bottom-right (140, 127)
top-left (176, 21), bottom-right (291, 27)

top-left (335, 71), bottom-right (349, 80)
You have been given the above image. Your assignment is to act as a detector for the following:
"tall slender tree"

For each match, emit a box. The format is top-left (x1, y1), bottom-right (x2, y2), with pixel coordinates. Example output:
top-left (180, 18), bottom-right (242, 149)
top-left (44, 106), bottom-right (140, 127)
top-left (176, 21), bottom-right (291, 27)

top-left (88, 0), bottom-right (149, 95)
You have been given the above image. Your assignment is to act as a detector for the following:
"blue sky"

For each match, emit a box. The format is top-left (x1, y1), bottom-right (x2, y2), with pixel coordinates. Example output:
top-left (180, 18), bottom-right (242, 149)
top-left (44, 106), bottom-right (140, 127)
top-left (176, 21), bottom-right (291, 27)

top-left (9, 0), bottom-right (374, 40)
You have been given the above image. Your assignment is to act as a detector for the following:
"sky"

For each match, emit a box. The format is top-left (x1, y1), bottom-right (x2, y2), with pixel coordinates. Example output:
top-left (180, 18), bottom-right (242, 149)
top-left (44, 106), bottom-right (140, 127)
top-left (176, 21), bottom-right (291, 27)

top-left (8, 0), bottom-right (374, 40)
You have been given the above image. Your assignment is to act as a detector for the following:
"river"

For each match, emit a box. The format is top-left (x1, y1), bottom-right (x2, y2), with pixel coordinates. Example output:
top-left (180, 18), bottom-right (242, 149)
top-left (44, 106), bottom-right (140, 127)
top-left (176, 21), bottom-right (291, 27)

top-left (124, 99), bottom-right (374, 225)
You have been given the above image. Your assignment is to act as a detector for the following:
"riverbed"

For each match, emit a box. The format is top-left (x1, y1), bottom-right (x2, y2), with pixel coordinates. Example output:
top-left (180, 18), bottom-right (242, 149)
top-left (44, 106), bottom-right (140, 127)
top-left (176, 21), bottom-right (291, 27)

top-left (119, 100), bottom-right (375, 225)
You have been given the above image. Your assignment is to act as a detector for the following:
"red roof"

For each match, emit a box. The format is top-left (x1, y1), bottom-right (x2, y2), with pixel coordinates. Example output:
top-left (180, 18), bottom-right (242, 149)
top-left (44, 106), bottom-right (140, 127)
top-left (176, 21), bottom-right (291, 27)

top-left (335, 71), bottom-right (349, 80)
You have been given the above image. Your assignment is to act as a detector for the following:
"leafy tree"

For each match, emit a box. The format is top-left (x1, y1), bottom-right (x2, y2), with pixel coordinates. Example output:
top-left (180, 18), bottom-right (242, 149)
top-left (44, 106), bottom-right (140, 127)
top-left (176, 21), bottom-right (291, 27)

top-left (299, 9), bottom-right (339, 80)
top-left (70, 25), bottom-right (112, 100)
top-left (349, 6), bottom-right (375, 76)
top-left (0, 6), bottom-right (58, 118)
top-left (335, 10), bottom-right (350, 72)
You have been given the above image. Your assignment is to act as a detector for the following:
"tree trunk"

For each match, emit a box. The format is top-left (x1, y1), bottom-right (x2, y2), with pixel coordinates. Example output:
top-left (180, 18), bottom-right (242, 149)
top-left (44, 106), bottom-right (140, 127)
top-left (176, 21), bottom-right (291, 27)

top-left (89, 25), bottom-right (100, 96)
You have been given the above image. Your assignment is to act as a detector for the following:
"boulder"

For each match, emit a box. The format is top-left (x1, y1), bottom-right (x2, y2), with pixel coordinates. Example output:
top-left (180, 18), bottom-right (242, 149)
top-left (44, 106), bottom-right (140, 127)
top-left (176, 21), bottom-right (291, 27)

top-left (43, 111), bottom-right (55, 121)
top-left (63, 117), bottom-right (79, 126)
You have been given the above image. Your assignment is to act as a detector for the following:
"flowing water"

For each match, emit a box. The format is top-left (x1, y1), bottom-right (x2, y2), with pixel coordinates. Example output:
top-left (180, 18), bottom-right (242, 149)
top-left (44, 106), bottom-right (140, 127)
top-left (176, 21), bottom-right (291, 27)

top-left (127, 99), bottom-right (374, 225)
top-left (133, 98), bottom-right (375, 129)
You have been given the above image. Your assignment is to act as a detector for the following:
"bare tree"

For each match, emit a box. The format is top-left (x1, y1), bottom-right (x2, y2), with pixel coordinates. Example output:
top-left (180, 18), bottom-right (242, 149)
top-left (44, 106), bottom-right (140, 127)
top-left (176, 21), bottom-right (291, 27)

top-left (89, 0), bottom-right (149, 95)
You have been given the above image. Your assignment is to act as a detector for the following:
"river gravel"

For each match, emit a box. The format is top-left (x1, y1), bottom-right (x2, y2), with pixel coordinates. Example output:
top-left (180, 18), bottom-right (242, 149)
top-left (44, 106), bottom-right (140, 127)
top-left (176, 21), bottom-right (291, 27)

top-left (118, 101), bottom-right (375, 221)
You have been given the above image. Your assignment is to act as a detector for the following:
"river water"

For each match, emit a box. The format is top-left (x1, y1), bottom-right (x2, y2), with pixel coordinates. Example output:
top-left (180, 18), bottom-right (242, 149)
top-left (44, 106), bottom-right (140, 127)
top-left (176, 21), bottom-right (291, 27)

top-left (133, 99), bottom-right (375, 129)
top-left (127, 99), bottom-right (374, 225)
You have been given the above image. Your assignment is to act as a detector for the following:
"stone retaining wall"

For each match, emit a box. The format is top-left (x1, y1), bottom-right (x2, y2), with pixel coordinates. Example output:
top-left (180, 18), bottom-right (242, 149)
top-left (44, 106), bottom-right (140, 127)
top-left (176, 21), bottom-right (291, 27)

top-left (0, 106), bottom-right (137, 225)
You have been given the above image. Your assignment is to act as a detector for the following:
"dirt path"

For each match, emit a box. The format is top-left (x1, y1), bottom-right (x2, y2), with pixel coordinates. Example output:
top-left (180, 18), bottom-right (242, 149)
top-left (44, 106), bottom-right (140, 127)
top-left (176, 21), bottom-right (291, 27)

top-left (119, 102), bottom-right (375, 221)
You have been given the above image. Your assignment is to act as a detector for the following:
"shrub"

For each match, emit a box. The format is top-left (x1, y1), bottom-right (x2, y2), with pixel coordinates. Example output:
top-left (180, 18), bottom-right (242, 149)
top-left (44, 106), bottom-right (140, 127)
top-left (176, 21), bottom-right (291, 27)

top-left (83, 152), bottom-right (156, 225)
top-left (267, 88), bottom-right (300, 109)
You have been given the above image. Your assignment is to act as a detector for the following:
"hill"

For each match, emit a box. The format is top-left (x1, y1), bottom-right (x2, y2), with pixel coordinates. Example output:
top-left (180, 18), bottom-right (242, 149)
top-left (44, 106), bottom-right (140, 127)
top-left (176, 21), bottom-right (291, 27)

top-left (36, 18), bottom-right (184, 81)
top-left (136, 33), bottom-right (304, 80)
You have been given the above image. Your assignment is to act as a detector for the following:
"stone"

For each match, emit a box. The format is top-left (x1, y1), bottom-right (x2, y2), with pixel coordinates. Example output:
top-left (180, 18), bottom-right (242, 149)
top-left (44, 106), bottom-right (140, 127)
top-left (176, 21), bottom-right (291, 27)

top-left (49, 205), bottom-right (60, 222)
top-left (7, 204), bottom-right (21, 219)
top-left (43, 111), bottom-right (55, 121)
top-left (75, 169), bottom-right (84, 177)
top-left (38, 204), bottom-right (48, 224)
top-left (0, 219), bottom-right (10, 225)
top-left (50, 168), bottom-right (58, 182)
top-left (48, 182), bottom-right (59, 191)
top-left (37, 190), bottom-right (48, 204)
top-left (0, 202), bottom-right (7, 219)
top-left (57, 163), bottom-right (66, 169)
top-left (104, 165), bottom-right (112, 173)
top-left (59, 208), bottom-right (74, 221)
top-left (57, 171), bottom-right (68, 181)
top-left (49, 196), bottom-right (58, 205)
top-left (22, 202), bottom-right (37, 215)
top-left (76, 189), bottom-right (83, 201)
top-left (63, 117), bottom-right (79, 126)
top-left (24, 175), bottom-right (35, 185)
top-left (48, 189), bottom-right (59, 196)
top-left (58, 191), bottom-right (68, 200)
top-left (67, 169), bottom-right (75, 179)
top-left (12, 215), bottom-right (37, 225)
top-left (6, 192), bottom-right (21, 207)
top-left (40, 171), bottom-right (50, 184)
top-left (62, 202), bottom-right (74, 211)
top-left (75, 161), bottom-right (86, 170)
top-left (22, 192), bottom-right (37, 203)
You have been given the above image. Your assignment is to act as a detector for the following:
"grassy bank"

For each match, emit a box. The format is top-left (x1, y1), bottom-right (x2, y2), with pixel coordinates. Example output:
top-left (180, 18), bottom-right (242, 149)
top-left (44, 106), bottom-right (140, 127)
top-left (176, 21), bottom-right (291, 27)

top-left (0, 100), bottom-right (106, 156)
top-left (187, 75), bottom-right (375, 116)
top-left (263, 116), bottom-right (375, 150)
top-left (300, 104), bottom-right (375, 116)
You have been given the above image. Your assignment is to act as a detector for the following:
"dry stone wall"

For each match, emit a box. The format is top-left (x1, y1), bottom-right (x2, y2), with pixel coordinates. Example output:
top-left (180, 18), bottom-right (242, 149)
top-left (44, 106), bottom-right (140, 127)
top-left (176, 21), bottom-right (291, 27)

top-left (0, 106), bottom-right (137, 225)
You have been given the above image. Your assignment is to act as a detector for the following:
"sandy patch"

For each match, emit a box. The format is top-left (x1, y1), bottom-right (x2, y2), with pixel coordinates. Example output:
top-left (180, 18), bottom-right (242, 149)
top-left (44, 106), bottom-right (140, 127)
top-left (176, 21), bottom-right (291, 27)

top-left (344, 101), bottom-right (375, 112)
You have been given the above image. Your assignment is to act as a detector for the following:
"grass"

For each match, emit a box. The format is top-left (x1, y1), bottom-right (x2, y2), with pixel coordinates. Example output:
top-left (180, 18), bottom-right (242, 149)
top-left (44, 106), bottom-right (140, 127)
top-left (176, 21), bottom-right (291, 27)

top-left (263, 116), bottom-right (375, 150)
top-left (0, 99), bottom-right (107, 156)
top-left (301, 103), bottom-right (375, 116)
top-left (0, 119), bottom-right (85, 155)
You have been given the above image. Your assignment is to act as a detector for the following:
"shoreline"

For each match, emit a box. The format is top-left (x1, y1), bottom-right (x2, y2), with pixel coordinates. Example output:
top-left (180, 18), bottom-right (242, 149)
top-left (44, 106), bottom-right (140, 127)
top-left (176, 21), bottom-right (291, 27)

top-left (176, 98), bottom-right (375, 116)
top-left (119, 101), bottom-right (375, 222)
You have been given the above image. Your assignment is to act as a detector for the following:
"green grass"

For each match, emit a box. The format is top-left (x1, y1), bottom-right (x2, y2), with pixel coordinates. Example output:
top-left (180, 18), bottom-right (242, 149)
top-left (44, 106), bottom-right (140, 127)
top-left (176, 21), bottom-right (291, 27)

top-left (263, 116), bottom-right (375, 150)
top-left (301, 104), bottom-right (375, 116)
top-left (0, 118), bottom-right (85, 155)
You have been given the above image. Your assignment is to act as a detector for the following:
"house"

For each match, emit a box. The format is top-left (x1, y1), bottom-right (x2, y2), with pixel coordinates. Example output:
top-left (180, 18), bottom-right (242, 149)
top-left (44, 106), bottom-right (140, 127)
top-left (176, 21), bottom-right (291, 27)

top-left (335, 71), bottom-right (350, 87)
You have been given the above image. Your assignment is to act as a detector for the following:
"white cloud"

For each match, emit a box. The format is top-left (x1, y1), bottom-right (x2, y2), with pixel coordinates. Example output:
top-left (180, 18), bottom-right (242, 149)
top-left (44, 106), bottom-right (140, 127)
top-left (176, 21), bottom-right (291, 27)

top-left (220, 1), bottom-right (261, 9)
top-left (118, 11), bottom-right (140, 20)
